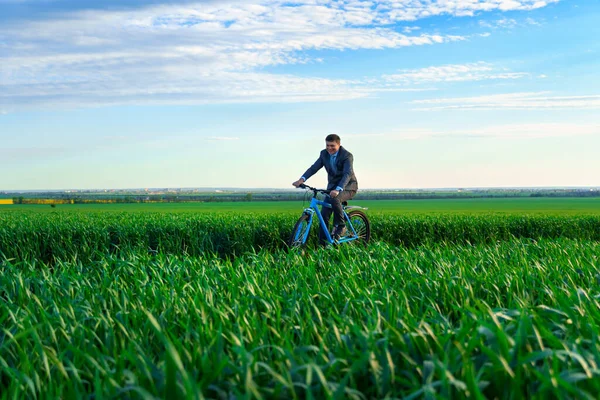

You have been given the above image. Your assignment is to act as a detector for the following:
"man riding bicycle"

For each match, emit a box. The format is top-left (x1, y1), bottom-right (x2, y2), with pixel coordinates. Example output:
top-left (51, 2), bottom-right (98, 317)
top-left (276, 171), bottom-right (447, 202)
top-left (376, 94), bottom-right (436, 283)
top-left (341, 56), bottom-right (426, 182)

top-left (292, 134), bottom-right (358, 242)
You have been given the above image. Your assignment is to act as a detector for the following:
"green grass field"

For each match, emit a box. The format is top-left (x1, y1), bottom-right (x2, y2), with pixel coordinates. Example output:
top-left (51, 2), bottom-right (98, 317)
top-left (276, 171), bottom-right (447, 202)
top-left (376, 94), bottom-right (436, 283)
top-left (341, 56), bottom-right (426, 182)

top-left (3, 239), bottom-right (600, 398)
top-left (2, 197), bottom-right (600, 215)
top-left (2, 197), bottom-right (600, 398)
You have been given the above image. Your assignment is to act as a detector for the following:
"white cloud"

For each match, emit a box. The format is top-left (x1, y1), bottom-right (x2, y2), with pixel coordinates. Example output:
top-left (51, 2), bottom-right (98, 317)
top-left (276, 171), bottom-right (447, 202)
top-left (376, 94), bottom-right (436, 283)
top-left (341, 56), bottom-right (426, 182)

top-left (0, 0), bottom-right (561, 111)
top-left (383, 62), bottom-right (529, 84)
top-left (525, 17), bottom-right (541, 26)
top-left (412, 92), bottom-right (600, 110)
top-left (479, 16), bottom-right (542, 29)
top-left (402, 26), bottom-right (421, 33)
top-left (372, 0), bottom-right (559, 21)
top-left (479, 18), bottom-right (518, 28)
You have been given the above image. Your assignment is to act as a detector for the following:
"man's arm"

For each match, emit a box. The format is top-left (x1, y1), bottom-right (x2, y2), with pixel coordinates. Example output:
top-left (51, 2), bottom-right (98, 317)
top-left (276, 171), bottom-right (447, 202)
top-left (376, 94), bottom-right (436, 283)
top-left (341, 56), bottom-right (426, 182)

top-left (301, 155), bottom-right (324, 182)
top-left (336, 153), bottom-right (354, 190)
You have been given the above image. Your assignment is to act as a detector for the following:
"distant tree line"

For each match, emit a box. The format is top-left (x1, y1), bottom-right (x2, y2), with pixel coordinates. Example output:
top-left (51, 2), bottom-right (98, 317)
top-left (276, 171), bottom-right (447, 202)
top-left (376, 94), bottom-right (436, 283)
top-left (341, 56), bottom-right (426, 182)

top-left (6, 188), bottom-right (600, 205)
top-left (529, 191), bottom-right (600, 198)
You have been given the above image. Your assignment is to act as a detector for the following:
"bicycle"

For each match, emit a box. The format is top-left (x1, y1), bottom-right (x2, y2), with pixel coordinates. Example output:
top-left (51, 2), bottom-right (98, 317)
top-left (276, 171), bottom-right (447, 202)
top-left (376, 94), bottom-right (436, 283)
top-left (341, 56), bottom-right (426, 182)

top-left (288, 183), bottom-right (371, 248)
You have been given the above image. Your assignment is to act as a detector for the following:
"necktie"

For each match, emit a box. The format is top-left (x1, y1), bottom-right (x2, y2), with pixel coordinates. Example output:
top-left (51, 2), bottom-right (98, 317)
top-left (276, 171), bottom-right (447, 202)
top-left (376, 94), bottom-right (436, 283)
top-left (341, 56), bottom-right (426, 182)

top-left (330, 154), bottom-right (337, 173)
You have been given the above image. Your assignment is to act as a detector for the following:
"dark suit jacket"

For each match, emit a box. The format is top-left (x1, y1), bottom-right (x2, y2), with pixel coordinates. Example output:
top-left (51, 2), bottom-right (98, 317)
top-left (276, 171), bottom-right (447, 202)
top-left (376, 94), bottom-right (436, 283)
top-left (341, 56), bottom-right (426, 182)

top-left (302, 146), bottom-right (358, 191)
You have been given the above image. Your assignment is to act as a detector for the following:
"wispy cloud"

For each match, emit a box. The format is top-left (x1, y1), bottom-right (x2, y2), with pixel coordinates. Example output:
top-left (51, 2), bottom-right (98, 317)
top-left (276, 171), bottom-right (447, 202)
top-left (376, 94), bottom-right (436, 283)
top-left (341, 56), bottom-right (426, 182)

top-left (402, 26), bottom-right (421, 33)
top-left (525, 17), bottom-right (541, 26)
top-left (383, 62), bottom-right (529, 84)
top-left (205, 136), bottom-right (240, 141)
top-left (351, 123), bottom-right (600, 140)
top-left (479, 16), bottom-right (542, 29)
top-left (479, 18), bottom-right (518, 29)
top-left (444, 123), bottom-right (600, 139)
top-left (0, 0), bottom-right (561, 112)
top-left (412, 92), bottom-right (600, 110)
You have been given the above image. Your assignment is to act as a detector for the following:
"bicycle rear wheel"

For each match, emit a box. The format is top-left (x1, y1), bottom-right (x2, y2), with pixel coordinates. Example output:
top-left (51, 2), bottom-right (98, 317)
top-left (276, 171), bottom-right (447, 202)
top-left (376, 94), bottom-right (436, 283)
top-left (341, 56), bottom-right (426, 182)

top-left (288, 213), bottom-right (311, 249)
top-left (347, 210), bottom-right (370, 245)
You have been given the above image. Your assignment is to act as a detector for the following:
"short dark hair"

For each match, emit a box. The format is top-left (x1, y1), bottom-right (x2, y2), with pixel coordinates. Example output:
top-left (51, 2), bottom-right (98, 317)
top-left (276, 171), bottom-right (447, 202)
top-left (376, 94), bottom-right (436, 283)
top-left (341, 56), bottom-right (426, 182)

top-left (325, 134), bottom-right (341, 143)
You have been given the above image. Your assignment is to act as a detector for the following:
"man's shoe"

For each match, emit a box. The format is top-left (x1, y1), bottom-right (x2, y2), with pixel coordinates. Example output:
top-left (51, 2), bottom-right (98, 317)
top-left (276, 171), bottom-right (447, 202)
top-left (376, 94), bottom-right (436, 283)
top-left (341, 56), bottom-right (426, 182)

top-left (332, 225), bottom-right (347, 240)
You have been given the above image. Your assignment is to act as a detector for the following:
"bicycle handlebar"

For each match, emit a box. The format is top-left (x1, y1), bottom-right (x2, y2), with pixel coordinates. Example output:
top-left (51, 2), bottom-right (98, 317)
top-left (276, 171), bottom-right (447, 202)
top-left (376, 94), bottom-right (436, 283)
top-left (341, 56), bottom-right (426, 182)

top-left (298, 183), bottom-right (330, 196)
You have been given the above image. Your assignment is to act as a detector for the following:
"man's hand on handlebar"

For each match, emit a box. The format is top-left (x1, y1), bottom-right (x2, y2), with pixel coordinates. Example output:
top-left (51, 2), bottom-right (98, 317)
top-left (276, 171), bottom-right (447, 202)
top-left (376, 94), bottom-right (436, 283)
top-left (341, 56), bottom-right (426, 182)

top-left (292, 178), bottom-right (305, 188)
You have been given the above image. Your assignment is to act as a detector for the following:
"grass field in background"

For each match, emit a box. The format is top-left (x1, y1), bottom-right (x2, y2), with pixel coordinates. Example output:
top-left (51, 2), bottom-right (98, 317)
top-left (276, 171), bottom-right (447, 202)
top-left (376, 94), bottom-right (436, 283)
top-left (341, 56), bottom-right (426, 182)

top-left (1, 197), bottom-right (600, 215)
top-left (2, 212), bottom-right (600, 263)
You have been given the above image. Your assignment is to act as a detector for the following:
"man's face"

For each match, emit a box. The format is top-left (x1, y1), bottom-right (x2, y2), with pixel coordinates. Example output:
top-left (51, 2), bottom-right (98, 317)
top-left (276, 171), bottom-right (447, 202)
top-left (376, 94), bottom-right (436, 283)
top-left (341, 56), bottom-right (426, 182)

top-left (326, 141), bottom-right (340, 155)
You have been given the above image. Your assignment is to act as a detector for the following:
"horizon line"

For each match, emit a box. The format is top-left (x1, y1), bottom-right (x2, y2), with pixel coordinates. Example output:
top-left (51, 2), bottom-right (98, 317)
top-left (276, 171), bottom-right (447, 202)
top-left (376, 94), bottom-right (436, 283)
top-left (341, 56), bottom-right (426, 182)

top-left (2, 186), bottom-right (600, 194)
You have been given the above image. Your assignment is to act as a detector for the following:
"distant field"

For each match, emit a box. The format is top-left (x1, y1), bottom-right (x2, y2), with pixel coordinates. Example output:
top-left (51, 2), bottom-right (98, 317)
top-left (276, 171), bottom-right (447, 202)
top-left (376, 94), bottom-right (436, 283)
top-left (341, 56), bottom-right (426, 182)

top-left (1, 197), bottom-right (600, 214)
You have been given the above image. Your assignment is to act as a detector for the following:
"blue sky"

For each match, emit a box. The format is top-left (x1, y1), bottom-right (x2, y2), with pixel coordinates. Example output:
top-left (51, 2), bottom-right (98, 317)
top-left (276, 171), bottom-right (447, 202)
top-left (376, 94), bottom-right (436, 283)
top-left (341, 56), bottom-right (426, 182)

top-left (1, 0), bottom-right (599, 190)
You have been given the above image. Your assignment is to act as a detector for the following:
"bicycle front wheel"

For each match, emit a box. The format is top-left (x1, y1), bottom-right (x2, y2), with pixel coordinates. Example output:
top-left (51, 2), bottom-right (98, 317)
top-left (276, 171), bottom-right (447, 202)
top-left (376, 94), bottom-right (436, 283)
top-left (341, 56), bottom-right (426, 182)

top-left (288, 213), bottom-right (311, 249)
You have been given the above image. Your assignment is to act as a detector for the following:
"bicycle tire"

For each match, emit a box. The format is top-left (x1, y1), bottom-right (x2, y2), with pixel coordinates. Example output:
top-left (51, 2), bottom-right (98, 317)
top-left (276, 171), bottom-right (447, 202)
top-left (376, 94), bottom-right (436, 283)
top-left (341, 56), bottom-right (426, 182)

top-left (288, 213), bottom-right (311, 249)
top-left (347, 210), bottom-right (371, 245)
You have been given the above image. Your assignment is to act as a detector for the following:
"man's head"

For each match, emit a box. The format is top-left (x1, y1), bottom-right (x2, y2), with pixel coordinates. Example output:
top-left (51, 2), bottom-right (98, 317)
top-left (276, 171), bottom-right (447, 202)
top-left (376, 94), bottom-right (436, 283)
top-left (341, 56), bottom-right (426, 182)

top-left (325, 134), bottom-right (341, 155)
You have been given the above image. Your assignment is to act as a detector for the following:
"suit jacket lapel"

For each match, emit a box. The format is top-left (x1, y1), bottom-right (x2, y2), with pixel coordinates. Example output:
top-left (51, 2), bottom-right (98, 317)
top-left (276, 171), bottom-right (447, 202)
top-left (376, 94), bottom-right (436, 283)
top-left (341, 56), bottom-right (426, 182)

top-left (335, 146), bottom-right (345, 172)
top-left (325, 150), bottom-right (332, 173)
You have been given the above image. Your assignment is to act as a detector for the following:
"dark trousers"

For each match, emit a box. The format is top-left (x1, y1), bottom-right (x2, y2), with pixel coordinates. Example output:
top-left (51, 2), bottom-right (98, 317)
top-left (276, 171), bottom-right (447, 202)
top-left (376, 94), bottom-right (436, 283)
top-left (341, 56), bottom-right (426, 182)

top-left (319, 190), bottom-right (357, 243)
